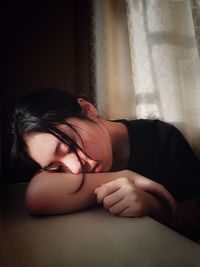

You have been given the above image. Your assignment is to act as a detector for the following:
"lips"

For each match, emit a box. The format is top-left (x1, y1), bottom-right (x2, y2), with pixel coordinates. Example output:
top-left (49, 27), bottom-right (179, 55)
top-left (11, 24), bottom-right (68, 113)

top-left (92, 163), bottom-right (101, 173)
top-left (82, 161), bottom-right (101, 173)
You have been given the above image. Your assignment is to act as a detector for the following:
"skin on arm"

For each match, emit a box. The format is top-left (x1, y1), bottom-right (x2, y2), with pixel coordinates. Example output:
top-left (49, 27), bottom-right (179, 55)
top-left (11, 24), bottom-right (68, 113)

top-left (26, 169), bottom-right (171, 216)
top-left (25, 169), bottom-right (175, 218)
top-left (25, 170), bottom-right (131, 215)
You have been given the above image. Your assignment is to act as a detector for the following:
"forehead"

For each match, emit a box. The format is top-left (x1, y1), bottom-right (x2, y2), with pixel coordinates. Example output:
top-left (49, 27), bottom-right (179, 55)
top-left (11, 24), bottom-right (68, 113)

top-left (24, 118), bottom-right (91, 166)
top-left (25, 132), bottom-right (59, 167)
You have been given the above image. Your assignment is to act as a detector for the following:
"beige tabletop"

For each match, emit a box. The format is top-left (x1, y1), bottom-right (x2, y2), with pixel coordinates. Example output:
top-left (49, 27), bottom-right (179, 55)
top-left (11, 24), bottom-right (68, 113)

top-left (1, 183), bottom-right (200, 267)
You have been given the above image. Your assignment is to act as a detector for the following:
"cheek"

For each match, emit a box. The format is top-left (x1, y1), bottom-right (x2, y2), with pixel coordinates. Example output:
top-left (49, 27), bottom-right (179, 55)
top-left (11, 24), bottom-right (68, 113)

top-left (82, 141), bottom-right (103, 160)
top-left (75, 125), bottom-right (113, 168)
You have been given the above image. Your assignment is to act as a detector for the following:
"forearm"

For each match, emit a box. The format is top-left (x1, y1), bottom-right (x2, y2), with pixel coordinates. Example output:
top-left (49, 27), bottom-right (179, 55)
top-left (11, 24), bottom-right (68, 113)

top-left (25, 170), bottom-right (127, 215)
top-left (26, 169), bottom-right (200, 241)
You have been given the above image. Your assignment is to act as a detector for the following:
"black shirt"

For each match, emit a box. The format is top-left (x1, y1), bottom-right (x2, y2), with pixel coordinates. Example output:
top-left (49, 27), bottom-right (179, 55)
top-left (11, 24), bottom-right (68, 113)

top-left (121, 119), bottom-right (200, 202)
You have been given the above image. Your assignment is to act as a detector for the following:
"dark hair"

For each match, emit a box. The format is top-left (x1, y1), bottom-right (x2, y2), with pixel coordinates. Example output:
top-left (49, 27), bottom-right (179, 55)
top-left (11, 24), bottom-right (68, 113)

top-left (11, 88), bottom-right (93, 190)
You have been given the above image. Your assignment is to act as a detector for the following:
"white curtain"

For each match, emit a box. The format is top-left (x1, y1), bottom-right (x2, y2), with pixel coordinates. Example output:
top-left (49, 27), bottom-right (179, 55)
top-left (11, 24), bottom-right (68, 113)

top-left (90, 0), bottom-right (200, 158)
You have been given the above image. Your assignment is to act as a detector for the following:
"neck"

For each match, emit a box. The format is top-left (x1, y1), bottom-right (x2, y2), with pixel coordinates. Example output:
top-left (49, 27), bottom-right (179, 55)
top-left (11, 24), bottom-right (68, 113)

top-left (98, 117), bottom-right (130, 171)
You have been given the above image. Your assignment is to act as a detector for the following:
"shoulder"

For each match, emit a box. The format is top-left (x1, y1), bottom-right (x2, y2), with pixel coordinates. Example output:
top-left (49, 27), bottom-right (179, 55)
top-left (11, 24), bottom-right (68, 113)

top-left (125, 118), bottom-right (174, 130)
top-left (125, 119), bottom-right (190, 154)
top-left (122, 118), bottom-right (196, 150)
top-left (125, 119), bottom-right (177, 139)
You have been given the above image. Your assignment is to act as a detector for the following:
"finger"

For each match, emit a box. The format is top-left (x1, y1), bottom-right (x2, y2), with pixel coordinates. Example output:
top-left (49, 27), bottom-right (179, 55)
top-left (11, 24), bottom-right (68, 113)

top-left (95, 182), bottom-right (120, 204)
top-left (102, 189), bottom-right (124, 209)
top-left (95, 177), bottom-right (129, 194)
top-left (108, 199), bottom-right (128, 216)
top-left (119, 206), bottom-right (143, 218)
top-left (118, 207), bottom-right (130, 217)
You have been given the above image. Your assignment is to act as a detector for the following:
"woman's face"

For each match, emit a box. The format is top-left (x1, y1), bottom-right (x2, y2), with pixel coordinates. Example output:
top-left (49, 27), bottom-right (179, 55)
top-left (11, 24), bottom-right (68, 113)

top-left (24, 117), bottom-right (113, 174)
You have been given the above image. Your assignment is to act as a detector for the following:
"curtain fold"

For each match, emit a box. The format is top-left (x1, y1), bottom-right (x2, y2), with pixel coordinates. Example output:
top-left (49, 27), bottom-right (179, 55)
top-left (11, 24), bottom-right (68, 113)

top-left (190, 0), bottom-right (200, 56)
top-left (90, 0), bottom-right (200, 157)
top-left (90, 0), bottom-right (136, 118)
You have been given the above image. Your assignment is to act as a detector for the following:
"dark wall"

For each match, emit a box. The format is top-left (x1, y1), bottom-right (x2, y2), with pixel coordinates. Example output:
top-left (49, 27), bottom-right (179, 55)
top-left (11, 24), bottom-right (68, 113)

top-left (2, 1), bottom-right (91, 183)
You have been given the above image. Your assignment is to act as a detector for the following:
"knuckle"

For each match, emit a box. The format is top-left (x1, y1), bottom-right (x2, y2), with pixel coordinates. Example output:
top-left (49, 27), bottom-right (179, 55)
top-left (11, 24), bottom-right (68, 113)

top-left (126, 185), bottom-right (135, 193)
top-left (134, 195), bottom-right (142, 205)
top-left (123, 183), bottom-right (135, 194)
top-left (123, 177), bottom-right (129, 183)
top-left (118, 177), bottom-right (129, 185)
top-left (101, 183), bottom-right (109, 193)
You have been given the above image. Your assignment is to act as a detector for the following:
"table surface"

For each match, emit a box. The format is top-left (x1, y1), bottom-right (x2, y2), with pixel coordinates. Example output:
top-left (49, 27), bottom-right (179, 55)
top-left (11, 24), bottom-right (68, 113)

top-left (1, 183), bottom-right (200, 267)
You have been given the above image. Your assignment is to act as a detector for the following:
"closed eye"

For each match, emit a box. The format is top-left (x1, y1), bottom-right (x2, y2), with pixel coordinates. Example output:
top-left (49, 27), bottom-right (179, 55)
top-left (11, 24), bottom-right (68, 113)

top-left (45, 162), bottom-right (70, 173)
top-left (56, 142), bottom-right (73, 156)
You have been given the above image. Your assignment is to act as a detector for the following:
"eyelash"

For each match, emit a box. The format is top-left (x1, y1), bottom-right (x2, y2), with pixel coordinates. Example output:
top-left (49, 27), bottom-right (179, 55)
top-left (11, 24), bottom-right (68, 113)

top-left (46, 163), bottom-right (65, 173)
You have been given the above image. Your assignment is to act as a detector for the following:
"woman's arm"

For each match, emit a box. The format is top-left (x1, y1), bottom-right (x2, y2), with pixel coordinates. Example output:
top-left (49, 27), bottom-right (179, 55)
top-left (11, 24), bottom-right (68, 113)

top-left (95, 171), bottom-right (200, 241)
top-left (25, 169), bottom-right (200, 241)
top-left (25, 170), bottom-right (130, 215)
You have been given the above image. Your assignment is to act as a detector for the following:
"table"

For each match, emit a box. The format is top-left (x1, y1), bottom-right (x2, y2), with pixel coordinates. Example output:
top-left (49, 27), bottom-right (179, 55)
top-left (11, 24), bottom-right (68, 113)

top-left (1, 183), bottom-right (200, 267)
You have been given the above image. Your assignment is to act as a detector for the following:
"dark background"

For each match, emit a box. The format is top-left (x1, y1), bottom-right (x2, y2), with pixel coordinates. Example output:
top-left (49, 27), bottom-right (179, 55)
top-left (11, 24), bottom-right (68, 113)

top-left (1, 1), bottom-right (92, 183)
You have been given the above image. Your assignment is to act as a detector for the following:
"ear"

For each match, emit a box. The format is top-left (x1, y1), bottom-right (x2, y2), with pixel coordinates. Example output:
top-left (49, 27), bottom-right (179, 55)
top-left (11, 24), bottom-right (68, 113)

top-left (77, 98), bottom-right (98, 120)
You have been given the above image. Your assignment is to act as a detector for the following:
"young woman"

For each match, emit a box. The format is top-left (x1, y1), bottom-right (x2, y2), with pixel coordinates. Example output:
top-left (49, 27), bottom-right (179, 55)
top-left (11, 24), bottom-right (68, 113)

top-left (11, 88), bottom-right (200, 242)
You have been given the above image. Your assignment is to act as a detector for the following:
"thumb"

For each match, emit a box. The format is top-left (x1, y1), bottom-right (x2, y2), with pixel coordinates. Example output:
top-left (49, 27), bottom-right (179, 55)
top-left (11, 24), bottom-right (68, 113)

top-left (94, 187), bottom-right (100, 194)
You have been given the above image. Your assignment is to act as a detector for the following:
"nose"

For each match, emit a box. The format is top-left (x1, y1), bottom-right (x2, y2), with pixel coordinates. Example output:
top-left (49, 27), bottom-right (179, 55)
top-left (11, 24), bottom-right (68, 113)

top-left (60, 152), bottom-right (86, 174)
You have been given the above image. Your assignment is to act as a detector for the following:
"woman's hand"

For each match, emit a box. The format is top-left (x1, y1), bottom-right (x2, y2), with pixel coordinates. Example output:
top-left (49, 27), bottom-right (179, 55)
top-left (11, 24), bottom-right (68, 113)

top-left (94, 172), bottom-right (178, 227)
top-left (94, 177), bottom-right (160, 218)
top-left (116, 170), bottom-right (178, 219)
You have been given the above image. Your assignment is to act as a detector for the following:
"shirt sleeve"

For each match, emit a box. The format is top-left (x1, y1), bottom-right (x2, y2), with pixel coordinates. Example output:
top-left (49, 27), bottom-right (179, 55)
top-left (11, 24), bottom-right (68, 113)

top-left (157, 122), bottom-right (200, 202)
